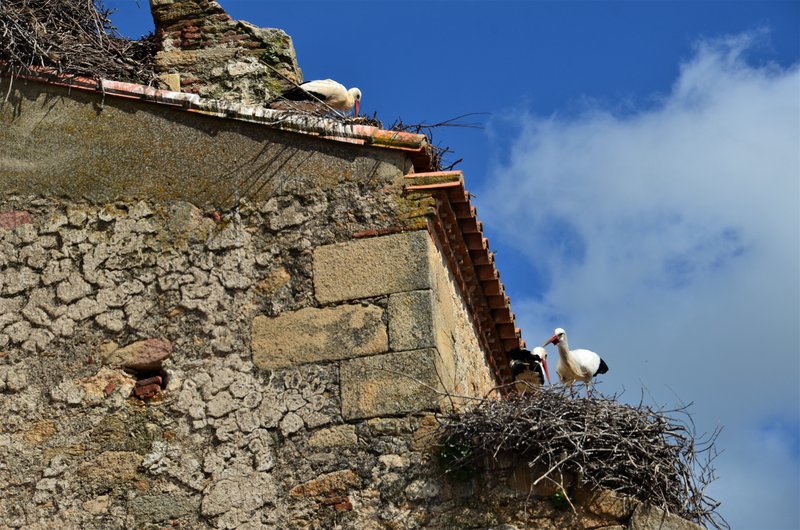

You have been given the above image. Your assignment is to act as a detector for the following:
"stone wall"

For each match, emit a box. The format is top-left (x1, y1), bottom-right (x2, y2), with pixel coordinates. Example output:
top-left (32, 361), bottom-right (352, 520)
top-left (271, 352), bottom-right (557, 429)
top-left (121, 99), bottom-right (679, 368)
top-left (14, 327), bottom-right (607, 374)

top-left (1, 73), bottom-right (704, 529)
top-left (0, 201), bottom-right (703, 530)
top-left (0, 183), bottom-right (503, 529)
top-left (149, 0), bottom-right (303, 105)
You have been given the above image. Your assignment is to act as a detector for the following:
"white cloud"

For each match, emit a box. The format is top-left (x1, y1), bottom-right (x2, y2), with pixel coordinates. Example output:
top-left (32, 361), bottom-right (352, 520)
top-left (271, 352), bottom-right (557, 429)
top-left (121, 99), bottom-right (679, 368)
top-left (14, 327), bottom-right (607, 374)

top-left (480, 32), bottom-right (800, 529)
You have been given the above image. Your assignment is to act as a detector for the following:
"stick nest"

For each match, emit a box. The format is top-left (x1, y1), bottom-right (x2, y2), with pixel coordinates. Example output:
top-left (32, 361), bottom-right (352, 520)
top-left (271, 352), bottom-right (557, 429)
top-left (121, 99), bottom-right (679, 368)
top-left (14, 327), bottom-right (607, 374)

top-left (0, 0), bottom-right (158, 84)
top-left (436, 386), bottom-right (728, 529)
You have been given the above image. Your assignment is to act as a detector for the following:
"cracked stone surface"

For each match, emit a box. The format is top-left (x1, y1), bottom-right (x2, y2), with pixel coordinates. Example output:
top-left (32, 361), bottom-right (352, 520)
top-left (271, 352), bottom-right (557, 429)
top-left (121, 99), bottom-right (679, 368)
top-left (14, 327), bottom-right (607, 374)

top-left (0, 190), bottom-right (692, 530)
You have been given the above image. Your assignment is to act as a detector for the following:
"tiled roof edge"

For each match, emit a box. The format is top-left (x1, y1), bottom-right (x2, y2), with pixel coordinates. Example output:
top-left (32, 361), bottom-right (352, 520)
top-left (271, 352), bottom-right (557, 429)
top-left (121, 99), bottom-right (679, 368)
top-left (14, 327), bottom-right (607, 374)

top-left (1, 67), bottom-right (431, 164)
top-left (404, 171), bottom-right (523, 389)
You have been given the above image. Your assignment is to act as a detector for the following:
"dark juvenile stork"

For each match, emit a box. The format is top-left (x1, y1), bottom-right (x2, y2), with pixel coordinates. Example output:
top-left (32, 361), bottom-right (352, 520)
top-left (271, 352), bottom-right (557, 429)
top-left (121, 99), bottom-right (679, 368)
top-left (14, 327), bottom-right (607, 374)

top-left (271, 79), bottom-right (362, 115)
top-left (509, 346), bottom-right (550, 392)
top-left (543, 327), bottom-right (609, 397)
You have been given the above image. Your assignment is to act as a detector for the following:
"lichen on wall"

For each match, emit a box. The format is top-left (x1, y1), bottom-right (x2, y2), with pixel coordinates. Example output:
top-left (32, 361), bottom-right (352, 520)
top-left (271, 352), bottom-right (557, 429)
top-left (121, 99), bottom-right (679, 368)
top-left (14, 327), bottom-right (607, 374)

top-left (0, 183), bottom-right (435, 528)
top-left (0, 185), bottom-right (525, 529)
top-left (149, 0), bottom-right (303, 105)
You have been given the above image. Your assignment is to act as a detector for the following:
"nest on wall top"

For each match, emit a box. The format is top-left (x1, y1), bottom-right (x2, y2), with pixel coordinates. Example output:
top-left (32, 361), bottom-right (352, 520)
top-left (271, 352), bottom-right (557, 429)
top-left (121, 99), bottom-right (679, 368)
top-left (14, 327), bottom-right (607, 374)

top-left (0, 0), bottom-right (158, 84)
top-left (0, 0), bottom-right (465, 173)
top-left (436, 386), bottom-right (728, 530)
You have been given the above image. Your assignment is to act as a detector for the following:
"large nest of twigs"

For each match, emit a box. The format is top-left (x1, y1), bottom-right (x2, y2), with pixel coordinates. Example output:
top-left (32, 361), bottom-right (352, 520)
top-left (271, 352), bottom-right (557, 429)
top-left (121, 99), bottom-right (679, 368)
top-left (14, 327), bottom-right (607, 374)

top-left (436, 386), bottom-right (727, 529)
top-left (0, 0), bottom-right (157, 83)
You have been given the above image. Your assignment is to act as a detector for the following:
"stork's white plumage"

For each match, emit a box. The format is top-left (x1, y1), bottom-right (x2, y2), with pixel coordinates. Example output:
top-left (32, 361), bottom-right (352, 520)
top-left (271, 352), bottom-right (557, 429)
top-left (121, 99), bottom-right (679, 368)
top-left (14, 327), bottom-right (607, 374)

top-left (543, 328), bottom-right (608, 397)
top-left (275, 79), bottom-right (362, 115)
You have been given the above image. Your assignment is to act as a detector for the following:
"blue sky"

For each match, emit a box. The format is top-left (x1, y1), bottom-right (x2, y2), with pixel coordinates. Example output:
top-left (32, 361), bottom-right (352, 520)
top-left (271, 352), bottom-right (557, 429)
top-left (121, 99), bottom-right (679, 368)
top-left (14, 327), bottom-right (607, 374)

top-left (106, 1), bottom-right (799, 528)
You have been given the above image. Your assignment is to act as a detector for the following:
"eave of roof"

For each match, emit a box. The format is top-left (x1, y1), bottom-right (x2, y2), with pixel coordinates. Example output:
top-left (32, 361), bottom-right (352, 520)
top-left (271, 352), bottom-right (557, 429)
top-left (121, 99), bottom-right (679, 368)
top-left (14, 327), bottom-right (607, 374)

top-left (3, 67), bottom-right (433, 171)
top-left (405, 171), bottom-right (523, 389)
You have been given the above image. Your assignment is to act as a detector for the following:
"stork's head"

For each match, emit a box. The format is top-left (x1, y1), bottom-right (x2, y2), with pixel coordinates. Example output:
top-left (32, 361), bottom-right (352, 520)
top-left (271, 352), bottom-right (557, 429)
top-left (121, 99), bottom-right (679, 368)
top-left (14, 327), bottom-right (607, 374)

top-left (348, 88), bottom-right (362, 115)
top-left (532, 346), bottom-right (551, 384)
top-left (544, 327), bottom-right (567, 347)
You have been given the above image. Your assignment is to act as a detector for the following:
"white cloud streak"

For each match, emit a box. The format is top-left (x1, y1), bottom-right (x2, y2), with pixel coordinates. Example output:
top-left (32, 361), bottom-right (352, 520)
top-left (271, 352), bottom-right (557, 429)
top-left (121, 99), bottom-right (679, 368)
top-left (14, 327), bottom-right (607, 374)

top-left (480, 32), bottom-right (800, 529)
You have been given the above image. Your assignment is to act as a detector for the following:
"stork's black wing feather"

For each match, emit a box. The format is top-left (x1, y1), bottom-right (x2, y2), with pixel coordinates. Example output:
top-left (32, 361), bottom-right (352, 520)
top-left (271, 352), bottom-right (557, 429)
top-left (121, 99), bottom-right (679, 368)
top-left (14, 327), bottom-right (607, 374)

top-left (280, 86), bottom-right (326, 102)
top-left (510, 360), bottom-right (527, 377)
top-left (595, 358), bottom-right (609, 375)
top-left (507, 348), bottom-right (535, 363)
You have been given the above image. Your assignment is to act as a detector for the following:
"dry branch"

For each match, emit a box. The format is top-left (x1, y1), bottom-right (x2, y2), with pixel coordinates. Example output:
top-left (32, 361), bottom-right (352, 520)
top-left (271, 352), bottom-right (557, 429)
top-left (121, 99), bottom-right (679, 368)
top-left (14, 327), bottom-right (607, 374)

top-left (436, 385), bottom-right (728, 530)
top-left (0, 0), bottom-right (157, 83)
top-left (390, 113), bottom-right (487, 172)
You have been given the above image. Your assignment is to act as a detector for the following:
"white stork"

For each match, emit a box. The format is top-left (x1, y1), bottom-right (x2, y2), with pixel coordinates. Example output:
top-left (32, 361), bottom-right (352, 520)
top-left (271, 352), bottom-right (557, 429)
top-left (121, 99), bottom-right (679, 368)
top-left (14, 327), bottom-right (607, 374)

top-left (543, 328), bottom-right (608, 397)
top-left (273, 79), bottom-right (362, 115)
top-left (509, 346), bottom-right (550, 391)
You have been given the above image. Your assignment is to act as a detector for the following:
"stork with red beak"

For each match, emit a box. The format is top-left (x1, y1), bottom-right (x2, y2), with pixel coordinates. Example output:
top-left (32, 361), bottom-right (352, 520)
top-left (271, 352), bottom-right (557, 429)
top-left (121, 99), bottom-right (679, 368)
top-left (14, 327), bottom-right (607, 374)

top-left (273, 79), bottom-right (362, 115)
top-left (543, 328), bottom-right (608, 397)
top-left (509, 346), bottom-right (550, 391)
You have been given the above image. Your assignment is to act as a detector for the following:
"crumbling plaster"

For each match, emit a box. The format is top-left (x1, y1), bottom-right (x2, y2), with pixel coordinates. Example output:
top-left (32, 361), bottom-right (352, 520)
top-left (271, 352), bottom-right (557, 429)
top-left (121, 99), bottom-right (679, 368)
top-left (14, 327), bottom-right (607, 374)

top-left (0, 184), bottom-right (504, 529)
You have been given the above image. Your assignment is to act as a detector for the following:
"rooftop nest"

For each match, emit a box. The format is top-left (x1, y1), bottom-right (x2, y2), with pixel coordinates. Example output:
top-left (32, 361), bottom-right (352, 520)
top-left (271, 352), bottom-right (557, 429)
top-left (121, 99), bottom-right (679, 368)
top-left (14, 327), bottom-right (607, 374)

top-left (435, 386), bottom-right (728, 530)
top-left (0, 0), bottom-right (466, 172)
top-left (0, 0), bottom-right (158, 84)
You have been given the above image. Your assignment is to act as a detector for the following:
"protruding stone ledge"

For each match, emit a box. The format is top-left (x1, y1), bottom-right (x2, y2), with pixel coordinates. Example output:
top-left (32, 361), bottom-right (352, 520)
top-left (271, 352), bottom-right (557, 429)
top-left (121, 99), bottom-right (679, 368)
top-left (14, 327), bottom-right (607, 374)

top-left (313, 231), bottom-right (433, 304)
top-left (340, 349), bottom-right (440, 420)
top-left (251, 304), bottom-right (388, 370)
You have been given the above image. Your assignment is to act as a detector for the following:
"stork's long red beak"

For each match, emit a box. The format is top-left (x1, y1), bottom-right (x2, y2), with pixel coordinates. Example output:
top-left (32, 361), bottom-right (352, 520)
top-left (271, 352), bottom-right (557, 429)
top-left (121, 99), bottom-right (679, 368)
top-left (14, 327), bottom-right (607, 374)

top-left (543, 334), bottom-right (559, 347)
top-left (542, 357), bottom-right (551, 384)
top-left (354, 100), bottom-right (360, 116)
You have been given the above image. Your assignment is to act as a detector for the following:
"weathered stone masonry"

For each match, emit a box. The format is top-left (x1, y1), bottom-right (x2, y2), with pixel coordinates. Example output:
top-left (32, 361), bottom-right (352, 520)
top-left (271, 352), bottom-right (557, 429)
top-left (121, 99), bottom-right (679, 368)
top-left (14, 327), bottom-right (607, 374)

top-left (0, 73), bottom-right (702, 529)
top-left (0, 72), bottom-right (505, 529)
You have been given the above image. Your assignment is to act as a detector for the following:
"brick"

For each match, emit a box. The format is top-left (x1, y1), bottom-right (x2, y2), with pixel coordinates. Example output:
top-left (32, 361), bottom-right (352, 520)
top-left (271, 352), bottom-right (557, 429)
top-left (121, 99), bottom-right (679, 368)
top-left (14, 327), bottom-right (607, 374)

top-left (340, 349), bottom-right (441, 420)
top-left (133, 383), bottom-right (161, 399)
top-left (0, 210), bottom-right (32, 230)
top-left (102, 338), bottom-right (173, 371)
top-left (313, 230), bottom-right (433, 303)
top-left (251, 304), bottom-right (387, 370)
top-left (136, 375), bottom-right (163, 387)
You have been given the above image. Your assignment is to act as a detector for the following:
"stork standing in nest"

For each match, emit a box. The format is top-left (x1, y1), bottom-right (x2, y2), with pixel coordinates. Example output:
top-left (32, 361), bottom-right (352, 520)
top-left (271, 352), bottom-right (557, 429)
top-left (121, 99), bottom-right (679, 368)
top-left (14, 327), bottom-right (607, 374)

top-left (509, 346), bottom-right (550, 392)
top-left (271, 79), bottom-right (362, 115)
top-left (543, 327), bottom-right (608, 397)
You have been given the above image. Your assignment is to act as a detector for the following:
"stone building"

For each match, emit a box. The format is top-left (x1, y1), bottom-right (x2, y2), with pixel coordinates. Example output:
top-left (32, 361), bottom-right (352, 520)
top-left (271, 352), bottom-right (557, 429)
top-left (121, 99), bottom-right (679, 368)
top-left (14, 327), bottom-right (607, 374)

top-left (0, 72), bottom-right (704, 530)
top-left (0, 2), bottom-right (706, 528)
top-left (0, 58), bottom-right (519, 526)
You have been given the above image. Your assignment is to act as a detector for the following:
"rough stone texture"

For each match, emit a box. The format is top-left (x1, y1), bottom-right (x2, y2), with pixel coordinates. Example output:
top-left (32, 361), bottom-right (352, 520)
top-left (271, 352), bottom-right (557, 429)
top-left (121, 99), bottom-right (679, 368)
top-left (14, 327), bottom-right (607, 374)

top-left (149, 0), bottom-right (302, 105)
top-left (251, 304), bottom-right (388, 370)
top-left (628, 504), bottom-right (705, 530)
top-left (289, 469), bottom-right (361, 498)
top-left (340, 349), bottom-right (441, 420)
top-left (0, 189), bottom-right (417, 529)
top-left (0, 121), bottom-right (704, 530)
top-left (308, 424), bottom-right (358, 449)
top-left (580, 488), bottom-right (640, 520)
top-left (387, 289), bottom-right (435, 351)
top-left (102, 338), bottom-right (174, 371)
top-left (314, 230), bottom-right (433, 303)
top-left (428, 233), bottom-right (498, 401)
